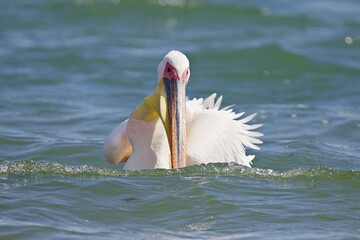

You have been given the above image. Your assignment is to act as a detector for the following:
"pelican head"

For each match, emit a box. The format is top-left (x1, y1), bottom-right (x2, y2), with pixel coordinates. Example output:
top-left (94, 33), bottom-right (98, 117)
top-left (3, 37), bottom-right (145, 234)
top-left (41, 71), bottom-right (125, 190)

top-left (157, 50), bottom-right (190, 84)
top-left (157, 50), bottom-right (190, 169)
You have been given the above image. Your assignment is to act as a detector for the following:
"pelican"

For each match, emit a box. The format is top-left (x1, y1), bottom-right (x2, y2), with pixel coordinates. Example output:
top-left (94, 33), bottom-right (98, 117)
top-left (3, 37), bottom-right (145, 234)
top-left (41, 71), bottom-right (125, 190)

top-left (104, 50), bottom-right (263, 170)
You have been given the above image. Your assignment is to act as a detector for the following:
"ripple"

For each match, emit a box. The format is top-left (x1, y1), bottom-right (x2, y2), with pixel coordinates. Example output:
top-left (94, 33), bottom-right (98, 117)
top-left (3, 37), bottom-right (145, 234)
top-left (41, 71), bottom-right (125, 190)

top-left (1, 160), bottom-right (359, 181)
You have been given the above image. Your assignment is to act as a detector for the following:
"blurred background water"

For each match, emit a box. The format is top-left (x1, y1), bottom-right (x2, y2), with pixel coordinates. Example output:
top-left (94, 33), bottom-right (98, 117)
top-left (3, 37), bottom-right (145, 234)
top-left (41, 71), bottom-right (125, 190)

top-left (0, 0), bottom-right (360, 239)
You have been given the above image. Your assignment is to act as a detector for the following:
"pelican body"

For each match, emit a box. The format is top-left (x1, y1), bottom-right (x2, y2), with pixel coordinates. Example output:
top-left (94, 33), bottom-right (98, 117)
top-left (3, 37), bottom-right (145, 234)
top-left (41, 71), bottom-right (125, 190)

top-left (104, 51), bottom-right (263, 170)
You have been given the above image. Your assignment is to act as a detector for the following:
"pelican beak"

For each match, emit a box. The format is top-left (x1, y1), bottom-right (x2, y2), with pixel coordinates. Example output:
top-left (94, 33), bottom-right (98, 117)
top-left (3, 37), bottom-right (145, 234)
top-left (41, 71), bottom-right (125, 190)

top-left (162, 75), bottom-right (187, 169)
top-left (133, 62), bottom-right (188, 169)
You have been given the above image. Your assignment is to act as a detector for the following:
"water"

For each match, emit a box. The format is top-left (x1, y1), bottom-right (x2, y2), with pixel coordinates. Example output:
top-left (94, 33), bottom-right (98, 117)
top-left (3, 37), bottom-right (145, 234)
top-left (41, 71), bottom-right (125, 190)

top-left (1, 0), bottom-right (360, 239)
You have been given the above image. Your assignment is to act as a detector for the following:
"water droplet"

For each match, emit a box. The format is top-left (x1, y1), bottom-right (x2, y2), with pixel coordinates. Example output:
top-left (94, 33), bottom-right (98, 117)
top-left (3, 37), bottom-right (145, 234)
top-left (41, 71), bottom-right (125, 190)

top-left (263, 70), bottom-right (269, 76)
top-left (320, 119), bottom-right (329, 126)
top-left (291, 113), bottom-right (297, 118)
top-left (344, 36), bottom-right (353, 45)
top-left (260, 8), bottom-right (272, 16)
top-left (297, 104), bottom-right (307, 109)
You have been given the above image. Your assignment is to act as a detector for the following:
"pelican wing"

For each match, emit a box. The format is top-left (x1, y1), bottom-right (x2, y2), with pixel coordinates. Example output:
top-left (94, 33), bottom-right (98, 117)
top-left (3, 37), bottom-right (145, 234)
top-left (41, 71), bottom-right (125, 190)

top-left (186, 94), bottom-right (263, 167)
top-left (104, 119), bottom-right (132, 164)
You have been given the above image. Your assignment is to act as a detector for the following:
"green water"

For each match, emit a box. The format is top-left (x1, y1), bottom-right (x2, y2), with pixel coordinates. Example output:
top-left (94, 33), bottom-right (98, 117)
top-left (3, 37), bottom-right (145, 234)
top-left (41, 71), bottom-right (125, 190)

top-left (1, 0), bottom-right (360, 239)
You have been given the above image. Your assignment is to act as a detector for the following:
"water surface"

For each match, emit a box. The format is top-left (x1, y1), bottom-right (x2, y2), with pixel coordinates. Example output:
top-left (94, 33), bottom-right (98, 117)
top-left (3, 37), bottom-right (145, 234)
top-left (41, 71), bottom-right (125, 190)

top-left (1, 0), bottom-right (360, 239)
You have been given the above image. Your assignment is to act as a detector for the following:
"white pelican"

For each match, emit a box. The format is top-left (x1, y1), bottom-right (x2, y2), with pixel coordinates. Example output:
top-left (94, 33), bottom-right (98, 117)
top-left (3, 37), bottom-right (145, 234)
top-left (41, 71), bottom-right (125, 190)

top-left (104, 50), bottom-right (263, 170)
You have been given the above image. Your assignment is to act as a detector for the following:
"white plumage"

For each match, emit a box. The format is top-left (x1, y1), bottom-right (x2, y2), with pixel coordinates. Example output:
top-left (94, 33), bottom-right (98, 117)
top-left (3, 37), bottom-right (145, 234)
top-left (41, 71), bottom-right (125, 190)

top-left (104, 51), bottom-right (263, 170)
top-left (186, 94), bottom-right (262, 167)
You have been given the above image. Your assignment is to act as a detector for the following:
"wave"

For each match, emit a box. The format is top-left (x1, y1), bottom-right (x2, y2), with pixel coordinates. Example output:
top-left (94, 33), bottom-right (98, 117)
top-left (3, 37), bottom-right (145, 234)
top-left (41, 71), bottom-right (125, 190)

top-left (1, 160), bottom-right (359, 181)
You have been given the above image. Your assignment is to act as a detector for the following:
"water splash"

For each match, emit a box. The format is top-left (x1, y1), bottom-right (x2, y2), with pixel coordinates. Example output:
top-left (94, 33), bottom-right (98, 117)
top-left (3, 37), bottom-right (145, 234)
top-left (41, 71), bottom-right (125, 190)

top-left (1, 160), bottom-right (359, 180)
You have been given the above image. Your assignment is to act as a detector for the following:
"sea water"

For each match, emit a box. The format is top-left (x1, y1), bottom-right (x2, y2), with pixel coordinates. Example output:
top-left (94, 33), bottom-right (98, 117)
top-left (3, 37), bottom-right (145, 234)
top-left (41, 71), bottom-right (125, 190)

top-left (1, 1), bottom-right (359, 239)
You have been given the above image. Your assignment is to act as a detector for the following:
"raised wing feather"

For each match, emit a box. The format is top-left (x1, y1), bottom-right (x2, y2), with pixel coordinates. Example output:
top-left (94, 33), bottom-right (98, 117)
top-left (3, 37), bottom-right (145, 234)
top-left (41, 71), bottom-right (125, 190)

top-left (104, 119), bottom-right (132, 164)
top-left (186, 94), bottom-right (263, 167)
